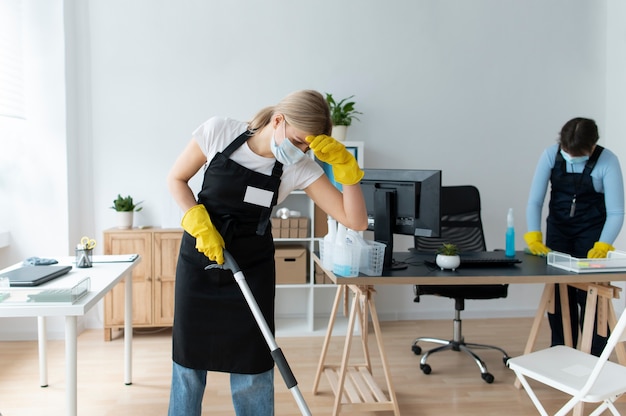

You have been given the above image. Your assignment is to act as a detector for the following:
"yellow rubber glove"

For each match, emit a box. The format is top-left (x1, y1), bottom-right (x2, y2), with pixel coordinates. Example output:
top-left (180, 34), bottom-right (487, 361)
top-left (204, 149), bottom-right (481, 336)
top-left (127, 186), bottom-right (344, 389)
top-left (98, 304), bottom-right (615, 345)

top-left (587, 241), bottom-right (614, 259)
top-left (524, 231), bottom-right (551, 256)
top-left (181, 204), bottom-right (225, 264)
top-left (306, 135), bottom-right (364, 185)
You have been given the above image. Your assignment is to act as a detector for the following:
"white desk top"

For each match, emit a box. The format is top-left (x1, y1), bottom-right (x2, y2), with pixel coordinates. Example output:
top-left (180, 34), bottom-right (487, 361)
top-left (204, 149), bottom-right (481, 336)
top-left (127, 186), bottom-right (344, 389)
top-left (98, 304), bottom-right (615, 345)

top-left (0, 256), bottom-right (140, 317)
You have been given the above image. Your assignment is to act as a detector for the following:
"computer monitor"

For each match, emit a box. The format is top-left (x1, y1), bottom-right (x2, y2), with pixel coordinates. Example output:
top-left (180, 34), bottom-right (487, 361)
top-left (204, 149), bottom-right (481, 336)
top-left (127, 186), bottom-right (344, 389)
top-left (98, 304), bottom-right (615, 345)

top-left (360, 168), bottom-right (441, 270)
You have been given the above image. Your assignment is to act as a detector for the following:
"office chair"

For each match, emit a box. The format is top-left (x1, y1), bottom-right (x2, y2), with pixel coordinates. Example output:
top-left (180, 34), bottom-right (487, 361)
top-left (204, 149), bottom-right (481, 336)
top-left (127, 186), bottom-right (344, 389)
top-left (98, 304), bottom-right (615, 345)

top-left (508, 307), bottom-right (626, 415)
top-left (411, 185), bottom-right (510, 383)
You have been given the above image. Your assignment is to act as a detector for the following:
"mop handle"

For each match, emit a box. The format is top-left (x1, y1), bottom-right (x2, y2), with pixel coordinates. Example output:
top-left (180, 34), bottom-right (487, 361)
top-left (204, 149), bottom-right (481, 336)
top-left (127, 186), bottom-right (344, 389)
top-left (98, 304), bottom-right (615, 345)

top-left (206, 250), bottom-right (312, 415)
top-left (220, 251), bottom-right (296, 386)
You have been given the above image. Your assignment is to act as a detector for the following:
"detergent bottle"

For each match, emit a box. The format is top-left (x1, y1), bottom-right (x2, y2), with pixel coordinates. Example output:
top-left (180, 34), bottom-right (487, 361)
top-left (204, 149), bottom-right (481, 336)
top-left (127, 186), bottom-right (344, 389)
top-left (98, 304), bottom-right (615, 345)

top-left (333, 224), bottom-right (352, 276)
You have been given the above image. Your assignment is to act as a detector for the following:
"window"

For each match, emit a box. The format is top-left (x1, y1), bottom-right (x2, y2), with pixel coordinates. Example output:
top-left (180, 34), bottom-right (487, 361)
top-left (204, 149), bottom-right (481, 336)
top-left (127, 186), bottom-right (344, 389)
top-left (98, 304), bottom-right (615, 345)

top-left (0, 0), bottom-right (25, 119)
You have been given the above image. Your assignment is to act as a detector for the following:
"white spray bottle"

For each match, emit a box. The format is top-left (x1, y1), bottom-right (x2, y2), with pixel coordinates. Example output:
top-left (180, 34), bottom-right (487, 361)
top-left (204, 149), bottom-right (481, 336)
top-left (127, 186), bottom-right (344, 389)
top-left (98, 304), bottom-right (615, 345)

top-left (322, 216), bottom-right (337, 270)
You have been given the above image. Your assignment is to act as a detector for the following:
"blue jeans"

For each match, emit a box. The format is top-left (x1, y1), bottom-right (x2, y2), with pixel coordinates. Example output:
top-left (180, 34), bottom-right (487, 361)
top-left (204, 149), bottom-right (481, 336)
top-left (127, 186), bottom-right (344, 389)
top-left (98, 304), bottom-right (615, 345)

top-left (168, 362), bottom-right (274, 416)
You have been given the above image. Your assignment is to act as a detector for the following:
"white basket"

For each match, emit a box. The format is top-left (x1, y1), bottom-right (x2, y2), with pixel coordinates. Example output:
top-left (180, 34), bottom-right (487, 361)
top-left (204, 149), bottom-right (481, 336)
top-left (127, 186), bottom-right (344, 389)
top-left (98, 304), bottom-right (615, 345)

top-left (359, 241), bottom-right (386, 276)
top-left (319, 239), bottom-right (386, 277)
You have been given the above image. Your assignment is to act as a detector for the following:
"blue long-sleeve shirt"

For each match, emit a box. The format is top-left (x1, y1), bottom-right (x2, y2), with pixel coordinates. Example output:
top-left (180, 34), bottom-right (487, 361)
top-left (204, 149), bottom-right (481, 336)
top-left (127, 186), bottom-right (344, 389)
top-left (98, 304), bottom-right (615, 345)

top-left (526, 143), bottom-right (625, 244)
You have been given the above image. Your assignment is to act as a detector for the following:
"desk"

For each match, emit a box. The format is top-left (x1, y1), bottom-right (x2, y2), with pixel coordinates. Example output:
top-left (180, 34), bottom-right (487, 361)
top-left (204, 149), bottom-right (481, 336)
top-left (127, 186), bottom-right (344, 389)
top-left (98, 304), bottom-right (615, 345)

top-left (0, 256), bottom-right (138, 416)
top-left (312, 251), bottom-right (626, 416)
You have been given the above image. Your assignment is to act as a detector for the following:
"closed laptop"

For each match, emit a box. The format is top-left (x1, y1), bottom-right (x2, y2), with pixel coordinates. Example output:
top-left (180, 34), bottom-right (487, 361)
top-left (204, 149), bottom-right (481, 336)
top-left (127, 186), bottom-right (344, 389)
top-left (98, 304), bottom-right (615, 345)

top-left (0, 265), bottom-right (72, 287)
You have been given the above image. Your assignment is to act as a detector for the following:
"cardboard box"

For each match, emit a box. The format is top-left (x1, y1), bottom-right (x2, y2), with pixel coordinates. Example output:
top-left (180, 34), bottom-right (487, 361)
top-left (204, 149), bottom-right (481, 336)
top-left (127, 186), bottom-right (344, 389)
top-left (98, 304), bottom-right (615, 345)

top-left (314, 264), bottom-right (331, 284)
top-left (272, 216), bottom-right (309, 239)
top-left (314, 204), bottom-right (327, 237)
top-left (275, 245), bottom-right (307, 284)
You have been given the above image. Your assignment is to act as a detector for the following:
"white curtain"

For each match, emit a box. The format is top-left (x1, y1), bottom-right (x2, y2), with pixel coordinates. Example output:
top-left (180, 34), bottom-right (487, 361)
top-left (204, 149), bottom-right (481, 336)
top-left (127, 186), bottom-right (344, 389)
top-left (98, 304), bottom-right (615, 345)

top-left (0, 0), bottom-right (25, 119)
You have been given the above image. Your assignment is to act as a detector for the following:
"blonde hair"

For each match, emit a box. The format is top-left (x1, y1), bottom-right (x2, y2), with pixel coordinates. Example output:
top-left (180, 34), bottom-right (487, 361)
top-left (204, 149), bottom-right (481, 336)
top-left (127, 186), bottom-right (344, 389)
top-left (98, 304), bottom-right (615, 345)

top-left (248, 90), bottom-right (332, 136)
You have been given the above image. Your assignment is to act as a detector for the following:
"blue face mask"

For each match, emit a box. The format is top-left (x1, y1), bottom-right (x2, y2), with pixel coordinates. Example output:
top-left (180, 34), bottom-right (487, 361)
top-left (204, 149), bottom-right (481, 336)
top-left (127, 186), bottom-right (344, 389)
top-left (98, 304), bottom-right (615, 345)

top-left (270, 122), bottom-right (306, 166)
top-left (560, 149), bottom-right (589, 164)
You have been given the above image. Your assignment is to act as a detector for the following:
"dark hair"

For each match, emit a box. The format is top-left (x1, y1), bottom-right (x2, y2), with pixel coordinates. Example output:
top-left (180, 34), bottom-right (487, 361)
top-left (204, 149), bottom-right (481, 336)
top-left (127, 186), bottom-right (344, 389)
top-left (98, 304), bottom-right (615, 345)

top-left (559, 117), bottom-right (599, 156)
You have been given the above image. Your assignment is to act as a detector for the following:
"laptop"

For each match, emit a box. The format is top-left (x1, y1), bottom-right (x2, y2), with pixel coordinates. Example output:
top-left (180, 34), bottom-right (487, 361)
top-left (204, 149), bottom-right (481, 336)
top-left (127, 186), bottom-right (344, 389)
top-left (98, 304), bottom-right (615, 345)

top-left (0, 265), bottom-right (73, 287)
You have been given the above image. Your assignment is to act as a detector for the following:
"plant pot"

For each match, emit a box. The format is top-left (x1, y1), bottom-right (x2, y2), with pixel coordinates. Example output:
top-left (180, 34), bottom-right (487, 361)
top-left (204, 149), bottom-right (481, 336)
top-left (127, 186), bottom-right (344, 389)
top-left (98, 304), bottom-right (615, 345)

top-left (332, 125), bottom-right (348, 141)
top-left (436, 254), bottom-right (460, 271)
top-left (116, 211), bottom-right (134, 229)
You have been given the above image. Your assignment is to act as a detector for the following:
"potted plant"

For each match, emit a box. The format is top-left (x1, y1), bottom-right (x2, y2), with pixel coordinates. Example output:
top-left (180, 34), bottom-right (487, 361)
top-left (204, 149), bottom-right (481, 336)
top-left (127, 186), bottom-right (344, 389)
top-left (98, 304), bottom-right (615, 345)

top-left (325, 93), bottom-right (362, 141)
top-left (436, 243), bottom-right (460, 270)
top-left (110, 194), bottom-right (143, 229)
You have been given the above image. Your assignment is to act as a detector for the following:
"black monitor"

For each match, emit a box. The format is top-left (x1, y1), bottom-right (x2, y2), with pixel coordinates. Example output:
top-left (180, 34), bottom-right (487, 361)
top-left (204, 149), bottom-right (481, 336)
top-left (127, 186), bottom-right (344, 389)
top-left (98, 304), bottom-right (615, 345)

top-left (360, 169), bottom-right (441, 270)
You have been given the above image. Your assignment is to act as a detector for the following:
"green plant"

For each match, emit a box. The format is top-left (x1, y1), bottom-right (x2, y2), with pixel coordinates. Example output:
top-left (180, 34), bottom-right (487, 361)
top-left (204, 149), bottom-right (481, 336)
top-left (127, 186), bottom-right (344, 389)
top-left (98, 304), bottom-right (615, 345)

top-left (325, 93), bottom-right (363, 126)
top-left (437, 243), bottom-right (458, 256)
top-left (110, 194), bottom-right (143, 212)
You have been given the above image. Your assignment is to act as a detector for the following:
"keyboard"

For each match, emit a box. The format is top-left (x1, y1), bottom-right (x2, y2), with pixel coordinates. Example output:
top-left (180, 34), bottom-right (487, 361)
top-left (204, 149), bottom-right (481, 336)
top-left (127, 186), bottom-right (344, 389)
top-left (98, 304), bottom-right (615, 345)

top-left (422, 251), bottom-right (522, 269)
top-left (459, 256), bottom-right (522, 268)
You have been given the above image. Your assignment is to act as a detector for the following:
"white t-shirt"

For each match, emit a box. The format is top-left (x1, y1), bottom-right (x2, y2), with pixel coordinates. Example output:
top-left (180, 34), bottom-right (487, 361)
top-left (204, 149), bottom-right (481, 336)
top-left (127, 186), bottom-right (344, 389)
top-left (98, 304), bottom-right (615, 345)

top-left (192, 116), bottom-right (324, 204)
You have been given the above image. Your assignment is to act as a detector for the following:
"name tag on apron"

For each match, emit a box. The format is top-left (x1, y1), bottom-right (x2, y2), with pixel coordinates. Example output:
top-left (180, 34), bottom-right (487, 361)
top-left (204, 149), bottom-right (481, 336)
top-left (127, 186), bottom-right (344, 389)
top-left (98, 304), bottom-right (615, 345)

top-left (243, 186), bottom-right (274, 208)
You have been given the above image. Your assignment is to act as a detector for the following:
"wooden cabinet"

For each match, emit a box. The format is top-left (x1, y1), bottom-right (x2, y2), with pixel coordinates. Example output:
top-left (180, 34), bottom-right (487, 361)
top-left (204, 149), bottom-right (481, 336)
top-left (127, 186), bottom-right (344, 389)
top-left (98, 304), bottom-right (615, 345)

top-left (103, 228), bottom-right (182, 341)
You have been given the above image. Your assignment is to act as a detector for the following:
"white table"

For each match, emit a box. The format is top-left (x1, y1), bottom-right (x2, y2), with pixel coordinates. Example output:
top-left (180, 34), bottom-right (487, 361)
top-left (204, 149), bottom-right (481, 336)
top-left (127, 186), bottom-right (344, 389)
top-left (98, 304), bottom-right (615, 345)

top-left (0, 256), bottom-right (139, 416)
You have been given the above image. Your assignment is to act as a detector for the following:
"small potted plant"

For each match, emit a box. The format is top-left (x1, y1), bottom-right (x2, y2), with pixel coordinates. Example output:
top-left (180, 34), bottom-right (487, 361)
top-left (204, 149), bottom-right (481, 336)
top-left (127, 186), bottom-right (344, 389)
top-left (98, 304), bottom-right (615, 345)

top-left (436, 243), bottom-right (460, 271)
top-left (111, 194), bottom-right (143, 229)
top-left (325, 93), bottom-right (363, 141)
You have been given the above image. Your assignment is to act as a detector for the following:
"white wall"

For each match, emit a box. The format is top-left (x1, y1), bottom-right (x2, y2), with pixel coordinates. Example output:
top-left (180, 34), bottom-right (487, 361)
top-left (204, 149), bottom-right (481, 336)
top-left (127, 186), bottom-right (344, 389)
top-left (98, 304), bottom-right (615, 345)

top-left (605, 0), bottom-right (626, 310)
top-left (2, 0), bottom-right (624, 338)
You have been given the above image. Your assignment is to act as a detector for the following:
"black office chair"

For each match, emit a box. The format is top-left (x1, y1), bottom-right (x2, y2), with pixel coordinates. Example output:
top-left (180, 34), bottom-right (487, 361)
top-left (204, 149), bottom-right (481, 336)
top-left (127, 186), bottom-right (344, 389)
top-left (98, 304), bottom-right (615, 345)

top-left (411, 185), bottom-right (509, 383)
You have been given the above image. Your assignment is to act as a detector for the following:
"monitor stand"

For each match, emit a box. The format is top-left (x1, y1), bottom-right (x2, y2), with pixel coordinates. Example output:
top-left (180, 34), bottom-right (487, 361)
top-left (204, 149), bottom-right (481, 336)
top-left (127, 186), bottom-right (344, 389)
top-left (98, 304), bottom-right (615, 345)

top-left (374, 189), bottom-right (409, 271)
top-left (384, 259), bottom-right (408, 271)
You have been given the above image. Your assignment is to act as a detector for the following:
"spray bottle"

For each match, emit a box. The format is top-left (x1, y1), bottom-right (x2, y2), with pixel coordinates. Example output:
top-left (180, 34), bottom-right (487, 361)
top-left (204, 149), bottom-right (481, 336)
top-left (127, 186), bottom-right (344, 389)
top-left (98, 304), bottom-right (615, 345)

top-left (322, 216), bottom-right (337, 270)
top-left (505, 208), bottom-right (515, 257)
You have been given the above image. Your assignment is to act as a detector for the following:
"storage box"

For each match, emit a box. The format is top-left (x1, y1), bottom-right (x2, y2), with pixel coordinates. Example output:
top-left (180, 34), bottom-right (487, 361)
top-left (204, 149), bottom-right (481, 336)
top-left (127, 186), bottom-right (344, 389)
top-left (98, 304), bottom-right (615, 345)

top-left (314, 264), bottom-right (332, 284)
top-left (271, 216), bottom-right (309, 239)
top-left (275, 245), bottom-right (307, 284)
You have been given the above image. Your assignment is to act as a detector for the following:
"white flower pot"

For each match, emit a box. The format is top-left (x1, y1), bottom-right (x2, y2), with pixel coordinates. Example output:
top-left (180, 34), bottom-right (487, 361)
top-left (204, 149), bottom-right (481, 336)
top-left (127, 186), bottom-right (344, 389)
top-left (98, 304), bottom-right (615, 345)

top-left (436, 254), bottom-right (460, 271)
top-left (116, 211), bottom-right (134, 229)
top-left (331, 125), bottom-right (348, 141)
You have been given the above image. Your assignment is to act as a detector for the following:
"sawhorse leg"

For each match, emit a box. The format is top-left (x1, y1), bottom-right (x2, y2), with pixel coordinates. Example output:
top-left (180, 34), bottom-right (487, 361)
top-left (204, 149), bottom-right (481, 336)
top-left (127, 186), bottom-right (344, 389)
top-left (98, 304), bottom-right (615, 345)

top-left (313, 284), bottom-right (400, 416)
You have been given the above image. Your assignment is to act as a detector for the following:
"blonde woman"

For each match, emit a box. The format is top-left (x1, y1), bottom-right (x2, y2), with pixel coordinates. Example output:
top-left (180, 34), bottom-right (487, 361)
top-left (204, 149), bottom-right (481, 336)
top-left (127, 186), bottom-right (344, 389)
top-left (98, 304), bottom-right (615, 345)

top-left (166, 90), bottom-right (367, 416)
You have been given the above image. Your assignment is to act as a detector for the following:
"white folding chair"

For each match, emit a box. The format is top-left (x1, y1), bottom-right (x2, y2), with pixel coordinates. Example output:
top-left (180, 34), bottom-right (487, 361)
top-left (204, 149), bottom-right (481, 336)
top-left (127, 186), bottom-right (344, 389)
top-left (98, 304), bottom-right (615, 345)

top-left (507, 307), bottom-right (626, 416)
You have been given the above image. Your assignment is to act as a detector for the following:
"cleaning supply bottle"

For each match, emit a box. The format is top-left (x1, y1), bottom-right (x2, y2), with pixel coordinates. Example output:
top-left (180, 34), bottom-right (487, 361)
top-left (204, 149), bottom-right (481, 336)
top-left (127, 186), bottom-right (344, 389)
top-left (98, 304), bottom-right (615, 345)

top-left (505, 208), bottom-right (515, 257)
top-left (322, 216), bottom-right (337, 270)
top-left (333, 224), bottom-right (351, 276)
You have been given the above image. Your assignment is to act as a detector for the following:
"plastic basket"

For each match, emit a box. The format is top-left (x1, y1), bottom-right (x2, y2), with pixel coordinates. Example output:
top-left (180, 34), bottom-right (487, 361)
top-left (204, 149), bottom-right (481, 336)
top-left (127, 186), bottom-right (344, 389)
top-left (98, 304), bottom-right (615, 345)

top-left (547, 250), bottom-right (626, 273)
top-left (359, 241), bottom-right (386, 276)
top-left (319, 239), bottom-right (386, 277)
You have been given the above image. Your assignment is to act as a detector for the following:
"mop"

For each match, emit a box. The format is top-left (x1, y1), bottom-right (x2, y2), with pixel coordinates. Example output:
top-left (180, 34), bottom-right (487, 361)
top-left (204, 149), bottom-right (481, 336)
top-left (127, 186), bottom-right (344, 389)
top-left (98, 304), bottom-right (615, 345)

top-left (206, 250), bottom-right (312, 416)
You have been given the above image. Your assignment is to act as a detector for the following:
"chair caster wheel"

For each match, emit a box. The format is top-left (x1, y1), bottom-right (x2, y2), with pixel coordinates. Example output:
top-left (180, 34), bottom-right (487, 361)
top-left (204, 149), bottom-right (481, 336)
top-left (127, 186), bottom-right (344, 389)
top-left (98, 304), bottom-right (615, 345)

top-left (420, 363), bottom-right (432, 374)
top-left (481, 372), bottom-right (494, 384)
top-left (503, 356), bottom-right (510, 366)
top-left (411, 345), bottom-right (422, 355)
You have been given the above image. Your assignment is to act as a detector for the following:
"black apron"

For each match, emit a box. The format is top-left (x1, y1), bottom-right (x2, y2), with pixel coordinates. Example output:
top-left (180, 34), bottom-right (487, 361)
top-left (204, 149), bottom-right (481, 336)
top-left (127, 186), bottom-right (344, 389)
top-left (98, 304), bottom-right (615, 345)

top-left (546, 145), bottom-right (608, 353)
top-left (173, 131), bottom-right (283, 374)
top-left (546, 145), bottom-right (605, 257)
